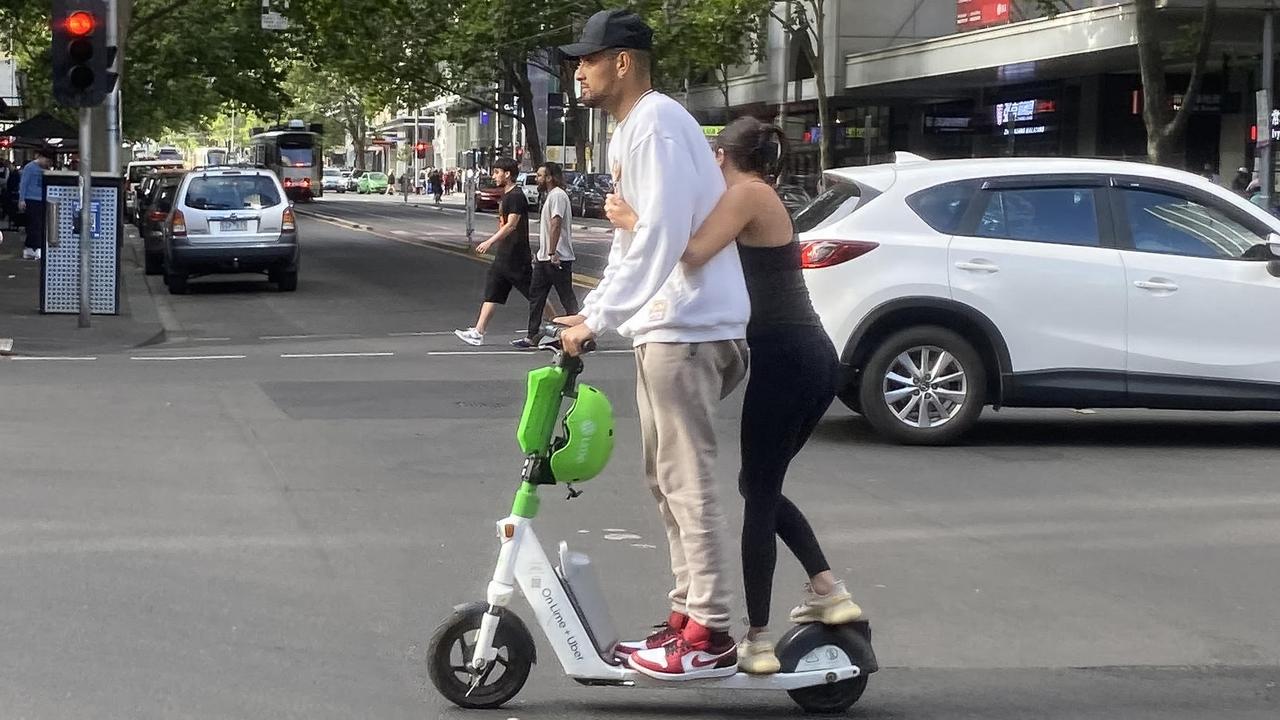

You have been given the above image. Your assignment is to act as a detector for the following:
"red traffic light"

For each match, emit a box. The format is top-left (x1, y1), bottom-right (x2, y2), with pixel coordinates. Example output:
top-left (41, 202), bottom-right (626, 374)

top-left (65, 11), bottom-right (96, 36)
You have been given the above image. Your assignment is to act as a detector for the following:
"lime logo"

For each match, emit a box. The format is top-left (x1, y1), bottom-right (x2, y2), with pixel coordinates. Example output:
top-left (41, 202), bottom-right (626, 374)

top-left (573, 419), bottom-right (596, 464)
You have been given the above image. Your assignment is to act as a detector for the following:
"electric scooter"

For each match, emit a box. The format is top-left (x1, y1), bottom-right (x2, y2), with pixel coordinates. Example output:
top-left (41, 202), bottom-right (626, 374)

top-left (427, 328), bottom-right (877, 714)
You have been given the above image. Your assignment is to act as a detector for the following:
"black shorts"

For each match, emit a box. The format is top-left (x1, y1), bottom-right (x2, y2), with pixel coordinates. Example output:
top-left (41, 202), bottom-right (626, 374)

top-left (484, 262), bottom-right (532, 304)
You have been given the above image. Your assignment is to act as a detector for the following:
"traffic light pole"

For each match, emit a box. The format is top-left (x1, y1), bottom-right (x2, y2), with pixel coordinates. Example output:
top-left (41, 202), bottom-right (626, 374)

top-left (78, 107), bottom-right (93, 328)
top-left (105, 0), bottom-right (120, 174)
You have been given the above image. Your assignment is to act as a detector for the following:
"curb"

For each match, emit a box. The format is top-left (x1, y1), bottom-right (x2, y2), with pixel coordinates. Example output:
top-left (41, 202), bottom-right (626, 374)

top-left (295, 208), bottom-right (600, 289)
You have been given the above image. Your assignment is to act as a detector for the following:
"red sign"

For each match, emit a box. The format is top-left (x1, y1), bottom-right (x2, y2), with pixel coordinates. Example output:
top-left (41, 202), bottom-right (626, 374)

top-left (957, 0), bottom-right (1010, 31)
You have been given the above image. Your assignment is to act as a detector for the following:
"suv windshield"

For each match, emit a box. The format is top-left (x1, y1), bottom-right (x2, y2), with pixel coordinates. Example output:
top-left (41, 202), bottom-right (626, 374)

top-left (185, 175), bottom-right (282, 210)
top-left (793, 182), bottom-right (861, 234)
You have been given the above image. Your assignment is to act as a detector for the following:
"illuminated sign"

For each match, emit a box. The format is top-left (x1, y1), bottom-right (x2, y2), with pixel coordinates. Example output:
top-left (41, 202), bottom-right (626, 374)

top-left (994, 98), bottom-right (1056, 126)
top-left (957, 0), bottom-right (1010, 31)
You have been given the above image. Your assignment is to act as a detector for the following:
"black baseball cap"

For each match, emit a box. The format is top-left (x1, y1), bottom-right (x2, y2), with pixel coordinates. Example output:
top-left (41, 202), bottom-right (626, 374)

top-left (559, 9), bottom-right (653, 58)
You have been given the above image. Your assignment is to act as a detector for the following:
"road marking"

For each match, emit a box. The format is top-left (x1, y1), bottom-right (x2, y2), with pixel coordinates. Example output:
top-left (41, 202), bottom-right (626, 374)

top-left (427, 349), bottom-right (632, 356)
top-left (191, 337), bottom-right (232, 342)
top-left (10, 356), bottom-right (98, 361)
top-left (130, 355), bottom-right (246, 361)
top-left (390, 229), bottom-right (412, 235)
top-left (387, 331), bottom-right (459, 336)
top-left (259, 333), bottom-right (361, 340)
top-left (279, 352), bottom-right (395, 358)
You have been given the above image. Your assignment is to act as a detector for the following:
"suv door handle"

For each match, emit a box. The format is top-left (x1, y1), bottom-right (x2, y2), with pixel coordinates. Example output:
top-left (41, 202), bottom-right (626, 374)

top-left (955, 260), bottom-right (1000, 273)
top-left (1134, 279), bottom-right (1179, 292)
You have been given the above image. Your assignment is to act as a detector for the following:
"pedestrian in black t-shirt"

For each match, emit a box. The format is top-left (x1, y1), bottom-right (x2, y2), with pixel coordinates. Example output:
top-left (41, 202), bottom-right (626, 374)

top-left (454, 156), bottom-right (533, 345)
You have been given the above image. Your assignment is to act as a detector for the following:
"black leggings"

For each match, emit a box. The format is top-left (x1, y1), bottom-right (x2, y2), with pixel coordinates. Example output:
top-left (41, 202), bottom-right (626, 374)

top-left (739, 325), bottom-right (839, 628)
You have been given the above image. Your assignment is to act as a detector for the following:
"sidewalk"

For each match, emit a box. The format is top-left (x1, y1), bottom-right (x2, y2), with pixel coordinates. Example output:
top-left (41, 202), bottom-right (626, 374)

top-left (0, 227), bottom-right (166, 357)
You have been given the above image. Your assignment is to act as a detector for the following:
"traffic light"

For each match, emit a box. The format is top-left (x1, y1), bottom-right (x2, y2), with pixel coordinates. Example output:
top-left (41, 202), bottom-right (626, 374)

top-left (415, 141), bottom-right (428, 159)
top-left (51, 0), bottom-right (117, 108)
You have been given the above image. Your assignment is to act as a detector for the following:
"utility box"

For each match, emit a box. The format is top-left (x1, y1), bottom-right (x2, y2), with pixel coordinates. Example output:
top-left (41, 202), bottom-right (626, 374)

top-left (41, 171), bottom-right (122, 315)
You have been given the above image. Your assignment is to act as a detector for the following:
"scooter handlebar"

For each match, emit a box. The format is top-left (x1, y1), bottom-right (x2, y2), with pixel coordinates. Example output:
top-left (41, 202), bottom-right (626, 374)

top-left (541, 323), bottom-right (597, 354)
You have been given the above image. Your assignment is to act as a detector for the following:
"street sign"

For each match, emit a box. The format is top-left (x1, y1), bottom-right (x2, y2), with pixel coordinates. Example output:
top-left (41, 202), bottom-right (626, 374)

top-left (261, 0), bottom-right (290, 30)
top-left (1258, 90), bottom-right (1272, 150)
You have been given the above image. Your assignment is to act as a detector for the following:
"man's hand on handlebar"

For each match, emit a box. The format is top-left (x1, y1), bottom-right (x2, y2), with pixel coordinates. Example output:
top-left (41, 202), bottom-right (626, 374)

top-left (559, 323), bottom-right (596, 357)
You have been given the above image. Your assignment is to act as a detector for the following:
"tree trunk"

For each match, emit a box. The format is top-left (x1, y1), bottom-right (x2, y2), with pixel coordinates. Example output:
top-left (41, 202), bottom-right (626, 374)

top-left (560, 61), bottom-right (588, 171)
top-left (1135, 0), bottom-right (1217, 166)
top-left (719, 66), bottom-right (732, 114)
top-left (812, 0), bottom-right (829, 174)
top-left (510, 60), bottom-right (544, 166)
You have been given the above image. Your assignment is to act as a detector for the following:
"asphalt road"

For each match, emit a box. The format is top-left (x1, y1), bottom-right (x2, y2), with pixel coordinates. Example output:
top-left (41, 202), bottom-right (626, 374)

top-left (1, 217), bottom-right (1277, 719)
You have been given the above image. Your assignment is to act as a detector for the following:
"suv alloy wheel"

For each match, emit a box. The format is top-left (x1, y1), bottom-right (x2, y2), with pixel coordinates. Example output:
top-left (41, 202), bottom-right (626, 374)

top-left (858, 325), bottom-right (986, 445)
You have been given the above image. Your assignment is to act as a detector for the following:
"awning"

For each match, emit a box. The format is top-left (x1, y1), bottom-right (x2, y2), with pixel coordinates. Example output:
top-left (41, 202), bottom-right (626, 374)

top-left (3, 111), bottom-right (78, 142)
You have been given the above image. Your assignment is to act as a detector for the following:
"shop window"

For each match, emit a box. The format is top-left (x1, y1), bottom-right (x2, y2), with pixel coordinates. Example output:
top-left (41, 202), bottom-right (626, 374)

top-left (975, 187), bottom-right (1100, 247)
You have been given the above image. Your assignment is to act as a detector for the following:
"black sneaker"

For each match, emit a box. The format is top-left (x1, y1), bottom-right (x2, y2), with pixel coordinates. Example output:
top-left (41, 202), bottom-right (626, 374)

top-left (510, 338), bottom-right (538, 350)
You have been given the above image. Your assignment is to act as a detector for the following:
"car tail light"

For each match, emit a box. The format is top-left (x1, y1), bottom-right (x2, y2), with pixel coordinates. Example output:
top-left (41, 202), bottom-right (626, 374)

top-left (800, 240), bottom-right (879, 269)
top-left (284, 178), bottom-right (293, 188)
top-left (171, 209), bottom-right (187, 238)
top-left (148, 209), bottom-right (166, 222)
top-left (302, 178), bottom-right (311, 188)
top-left (282, 207), bottom-right (296, 232)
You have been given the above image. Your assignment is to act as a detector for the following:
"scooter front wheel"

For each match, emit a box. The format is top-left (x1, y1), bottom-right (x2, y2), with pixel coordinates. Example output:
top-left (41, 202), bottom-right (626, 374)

top-left (427, 602), bottom-right (535, 709)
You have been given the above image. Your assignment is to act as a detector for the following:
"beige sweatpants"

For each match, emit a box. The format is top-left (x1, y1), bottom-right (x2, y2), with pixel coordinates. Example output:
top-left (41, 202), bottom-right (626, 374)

top-left (634, 340), bottom-right (749, 631)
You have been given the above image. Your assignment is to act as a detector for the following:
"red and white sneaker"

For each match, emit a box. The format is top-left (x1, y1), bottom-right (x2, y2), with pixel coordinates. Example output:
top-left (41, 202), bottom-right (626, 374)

top-left (613, 611), bottom-right (687, 659)
top-left (628, 620), bottom-right (737, 681)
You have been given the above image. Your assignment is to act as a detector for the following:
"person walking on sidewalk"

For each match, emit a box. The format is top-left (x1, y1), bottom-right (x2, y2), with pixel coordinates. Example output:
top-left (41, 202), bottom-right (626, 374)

top-left (511, 161), bottom-right (578, 350)
top-left (430, 167), bottom-right (444, 207)
top-left (18, 150), bottom-right (53, 261)
top-left (604, 116), bottom-right (863, 675)
top-left (454, 156), bottom-right (533, 346)
top-left (556, 9), bottom-right (751, 681)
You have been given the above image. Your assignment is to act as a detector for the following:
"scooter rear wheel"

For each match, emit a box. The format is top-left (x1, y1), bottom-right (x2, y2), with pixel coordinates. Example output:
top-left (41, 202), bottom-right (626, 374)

top-left (776, 622), bottom-right (876, 714)
top-left (427, 602), bottom-right (535, 709)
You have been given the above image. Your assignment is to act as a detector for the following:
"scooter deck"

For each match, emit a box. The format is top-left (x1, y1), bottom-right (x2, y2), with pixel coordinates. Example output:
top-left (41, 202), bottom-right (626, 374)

top-left (572, 664), bottom-right (861, 691)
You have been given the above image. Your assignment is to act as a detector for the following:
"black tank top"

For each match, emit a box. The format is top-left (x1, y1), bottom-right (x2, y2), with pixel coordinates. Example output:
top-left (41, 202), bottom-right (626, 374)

top-left (739, 237), bottom-right (822, 338)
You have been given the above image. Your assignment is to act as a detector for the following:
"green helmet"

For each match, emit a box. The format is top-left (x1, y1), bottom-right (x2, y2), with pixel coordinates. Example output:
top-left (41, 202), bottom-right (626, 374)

top-left (550, 383), bottom-right (614, 483)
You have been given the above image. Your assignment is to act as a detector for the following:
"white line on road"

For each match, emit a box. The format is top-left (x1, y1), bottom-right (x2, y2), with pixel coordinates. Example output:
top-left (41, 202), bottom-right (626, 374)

top-left (259, 333), bottom-right (362, 340)
top-left (427, 350), bottom-right (633, 356)
top-left (191, 337), bottom-right (232, 342)
top-left (10, 356), bottom-right (98, 361)
top-left (130, 355), bottom-right (247, 361)
top-left (390, 229), bottom-right (412, 235)
top-left (387, 331), bottom-right (458, 336)
top-left (279, 352), bottom-right (396, 358)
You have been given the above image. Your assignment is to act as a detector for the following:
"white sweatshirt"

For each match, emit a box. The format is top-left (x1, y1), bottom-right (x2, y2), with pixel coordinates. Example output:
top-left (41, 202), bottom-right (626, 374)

top-left (581, 92), bottom-right (750, 345)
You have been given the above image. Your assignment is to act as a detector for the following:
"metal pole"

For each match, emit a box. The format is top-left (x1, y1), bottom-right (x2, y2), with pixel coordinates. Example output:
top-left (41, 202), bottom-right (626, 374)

top-left (1263, 10), bottom-right (1275, 208)
top-left (78, 107), bottom-right (93, 329)
top-left (105, 0), bottom-right (120, 174)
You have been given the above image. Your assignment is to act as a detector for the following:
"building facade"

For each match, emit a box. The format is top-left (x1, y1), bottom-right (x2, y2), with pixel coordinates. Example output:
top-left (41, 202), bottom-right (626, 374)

top-left (680, 0), bottom-right (1276, 190)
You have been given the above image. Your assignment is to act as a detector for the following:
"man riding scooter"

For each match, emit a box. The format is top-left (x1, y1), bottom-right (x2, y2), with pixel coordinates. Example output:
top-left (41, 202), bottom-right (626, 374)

top-left (556, 10), bottom-right (751, 680)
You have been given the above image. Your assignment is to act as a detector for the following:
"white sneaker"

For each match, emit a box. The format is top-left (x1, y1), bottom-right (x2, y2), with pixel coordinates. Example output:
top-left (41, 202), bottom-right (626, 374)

top-left (32, 248), bottom-right (41, 261)
top-left (789, 581), bottom-right (863, 625)
top-left (22, 248), bottom-right (35, 260)
top-left (454, 327), bottom-right (484, 346)
top-left (737, 635), bottom-right (781, 675)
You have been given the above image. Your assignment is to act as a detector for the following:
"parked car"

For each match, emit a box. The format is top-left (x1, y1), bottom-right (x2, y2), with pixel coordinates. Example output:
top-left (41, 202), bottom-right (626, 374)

top-left (357, 172), bottom-right (388, 194)
top-left (322, 167), bottom-right (345, 193)
top-left (515, 171), bottom-right (541, 208)
top-left (566, 173), bottom-right (613, 218)
top-left (345, 169), bottom-right (364, 192)
top-left (126, 159), bottom-right (185, 222)
top-left (803, 154), bottom-right (1280, 445)
top-left (139, 172), bottom-right (186, 275)
top-left (161, 166), bottom-right (299, 294)
top-left (157, 146), bottom-right (183, 161)
top-left (474, 175), bottom-right (503, 212)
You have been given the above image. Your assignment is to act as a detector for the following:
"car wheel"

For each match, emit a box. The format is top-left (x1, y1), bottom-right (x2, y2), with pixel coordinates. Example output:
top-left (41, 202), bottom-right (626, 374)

top-left (144, 252), bottom-right (163, 276)
top-left (275, 270), bottom-right (298, 292)
top-left (857, 325), bottom-right (986, 445)
top-left (164, 271), bottom-right (188, 295)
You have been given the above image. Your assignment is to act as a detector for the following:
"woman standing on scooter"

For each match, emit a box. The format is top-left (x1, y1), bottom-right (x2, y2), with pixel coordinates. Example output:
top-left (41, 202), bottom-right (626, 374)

top-left (604, 116), bottom-right (862, 675)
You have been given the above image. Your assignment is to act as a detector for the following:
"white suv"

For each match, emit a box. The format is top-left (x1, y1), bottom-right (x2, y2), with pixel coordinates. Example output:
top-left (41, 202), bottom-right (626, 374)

top-left (801, 155), bottom-right (1280, 444)
top-left (162, 167), bottom-right (299, 294)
